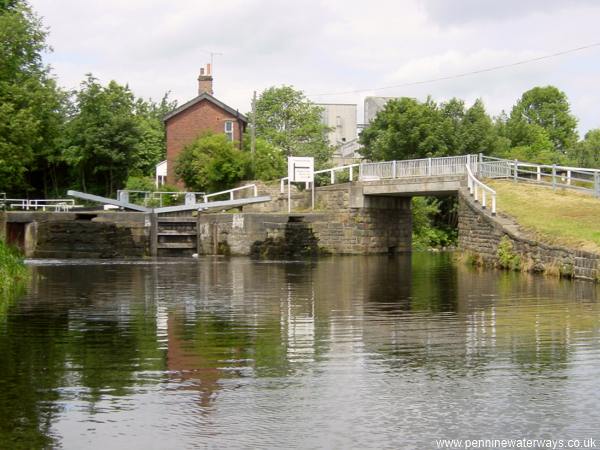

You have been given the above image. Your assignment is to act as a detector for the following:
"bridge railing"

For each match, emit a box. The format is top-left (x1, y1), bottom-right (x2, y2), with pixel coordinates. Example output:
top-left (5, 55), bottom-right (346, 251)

top-left (359, 155), bottom-right (476, 180)
top-left (466, 164), bottom-right (496, 215)
top-left (480, 155), bottom-right (600, 197)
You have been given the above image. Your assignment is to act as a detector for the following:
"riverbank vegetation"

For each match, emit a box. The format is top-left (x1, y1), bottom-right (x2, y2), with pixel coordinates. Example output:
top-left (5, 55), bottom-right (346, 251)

top-left (0, 240), bottom-right (27, 298)
top-left (489, 181), bottom-right (600, 254)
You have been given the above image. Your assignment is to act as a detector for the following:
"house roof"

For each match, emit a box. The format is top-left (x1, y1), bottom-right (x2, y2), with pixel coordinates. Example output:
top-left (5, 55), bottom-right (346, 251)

top-left (163, 92), bottom-right (248, 123)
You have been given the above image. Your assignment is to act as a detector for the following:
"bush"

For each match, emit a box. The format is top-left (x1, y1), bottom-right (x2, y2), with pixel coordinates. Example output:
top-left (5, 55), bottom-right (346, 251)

top-left (175, 132), bottom-right (250, 192)
top-left (497, 236), bottom-right (521, 270)
top-left (412, 197), bottom-right (457, 250)
top-left (244, 137), bottom-right (286, 181)
top-left (125, 176), bottom-right (156, 191)
top-left (0, 240), bottom-right (27, 296)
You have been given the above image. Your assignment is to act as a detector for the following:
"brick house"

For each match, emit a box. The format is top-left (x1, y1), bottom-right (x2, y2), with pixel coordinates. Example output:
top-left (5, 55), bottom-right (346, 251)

top-left (163, 64), bottom-right (248, 186)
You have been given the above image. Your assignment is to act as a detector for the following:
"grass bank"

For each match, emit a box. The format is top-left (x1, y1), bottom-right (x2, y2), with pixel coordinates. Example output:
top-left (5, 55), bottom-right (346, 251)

top-left (0, 239), bottom-right (27, 296)
top-left (488, 180), bottom-right (600, 254)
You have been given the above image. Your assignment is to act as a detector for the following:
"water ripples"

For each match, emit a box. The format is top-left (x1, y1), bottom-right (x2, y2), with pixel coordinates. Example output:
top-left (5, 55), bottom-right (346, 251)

top-left (1, 254), bottom-right (599, 448)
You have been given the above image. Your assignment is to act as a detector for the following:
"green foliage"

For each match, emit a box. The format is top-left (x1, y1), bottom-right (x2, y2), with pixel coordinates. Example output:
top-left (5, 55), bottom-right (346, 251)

top-left (244, 136), bottom-right (286, 181)
top-left (568, 129), bottom-right (600, 168)
top-left (124, 176), bottom-right (156, 192)
top-left (63, 75), bottom-right (141, 196)
top-left (360, 96), bottom-right (502, 161)
top-left (497, 236), bottom-right (521, 271)
top-left (0, 239), bottom-right (27, 296)
top-left (0, 1), bottom-right (67, 196)
top-left (506, 86), bottom-right (578, 154)
top-left (411, 197), bottom-right (457, 251)
top-left (252, 85), bottom-right (332, 166)
top-left (175, 132), bottom-right (249, 192)
top-left (131, 93), bottom-right (177, 176)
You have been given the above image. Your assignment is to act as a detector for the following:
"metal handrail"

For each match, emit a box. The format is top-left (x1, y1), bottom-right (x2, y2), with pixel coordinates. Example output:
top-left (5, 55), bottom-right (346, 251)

top-left (3, 198), bottom-right (78, 211)
top-left (479, 155), bottom-right (600, 197)
top-left (203, 184), bottom-right (258, 202)
top-left (466, 163), bottom-right (496, 215)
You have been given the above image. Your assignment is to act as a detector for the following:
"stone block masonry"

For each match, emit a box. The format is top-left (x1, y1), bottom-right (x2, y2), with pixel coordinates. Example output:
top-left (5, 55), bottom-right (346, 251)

top-left (458, 189), bottom-right (600, 282)
top-left (197, 199), bottom-right (412, 256)
top-left (1, 211), bottom-right (150, 258)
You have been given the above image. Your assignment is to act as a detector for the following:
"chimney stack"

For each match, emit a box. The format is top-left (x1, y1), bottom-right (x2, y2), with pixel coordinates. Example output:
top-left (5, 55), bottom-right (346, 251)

top-left (198, 63), bottom-right (213, 95)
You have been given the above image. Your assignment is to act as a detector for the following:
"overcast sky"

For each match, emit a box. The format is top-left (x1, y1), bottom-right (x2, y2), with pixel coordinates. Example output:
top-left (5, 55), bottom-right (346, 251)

top-left (30, 0), bottom-right (600, 134)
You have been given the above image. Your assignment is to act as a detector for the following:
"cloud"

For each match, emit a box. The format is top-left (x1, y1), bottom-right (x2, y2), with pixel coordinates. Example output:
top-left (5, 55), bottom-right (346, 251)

top-left (420, 0), bottom-right (599, 26)
top-left (29, 0), bottom-right (600, 133)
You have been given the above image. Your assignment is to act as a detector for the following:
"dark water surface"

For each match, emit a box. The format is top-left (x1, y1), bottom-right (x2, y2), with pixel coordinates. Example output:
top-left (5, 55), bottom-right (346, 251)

top-left (1, 254), bottom-right (600, 449)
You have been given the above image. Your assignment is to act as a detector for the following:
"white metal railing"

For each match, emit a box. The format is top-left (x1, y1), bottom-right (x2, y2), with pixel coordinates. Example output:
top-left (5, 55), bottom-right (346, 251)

top-left (3, 198), bottom-right (79, 211)
top-left (279, 155), bottom-right (478, 193)
top-left (466, 163), bottom-right (496, 215)
top-left (203, 184), bottom-right (258, 203)
top-left (315, 163), bottom-right (360, 185)
top-left (480, 155), bottom-right (600, 197)
top-left (359, 155), bottom-right (475, 180)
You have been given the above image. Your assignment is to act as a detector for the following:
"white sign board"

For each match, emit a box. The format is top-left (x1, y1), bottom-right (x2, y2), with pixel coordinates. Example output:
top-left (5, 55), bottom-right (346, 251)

top-left (288, 157), bottom-right (314, 183)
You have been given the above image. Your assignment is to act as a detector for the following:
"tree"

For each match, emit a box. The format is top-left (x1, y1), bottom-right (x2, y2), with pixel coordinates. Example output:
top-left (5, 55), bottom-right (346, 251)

top-left (243, 137), bottom-right (286, 181)
top-left (0, 1), bottom-right (66, 195)
top-left (506, 86), bottom-right (578, 153)
top-left (252, 86), bottom-right (332, 166)
top-left (461, 100), bottom-right (508, 156)
top-left (359, 97), bottom-right (445, 161)
top-left (175, 132), bottom-right (249, 192)
top-left (63, 75), bottom-right (141, 196)
top-left (569, 129), bottom-right (600, 168)
top-left (131, 93), bottom-right (177, 177)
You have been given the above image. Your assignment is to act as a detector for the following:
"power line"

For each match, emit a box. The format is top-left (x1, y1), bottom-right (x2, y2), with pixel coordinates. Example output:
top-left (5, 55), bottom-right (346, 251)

top-left (309, 42), bottom-right (600, 97)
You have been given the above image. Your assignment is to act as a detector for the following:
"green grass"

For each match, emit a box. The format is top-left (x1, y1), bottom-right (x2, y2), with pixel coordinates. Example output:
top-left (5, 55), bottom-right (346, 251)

top-left (0, 239), bottom-right (27, 296)
top-left (488, 180), bottom-right (600, 254)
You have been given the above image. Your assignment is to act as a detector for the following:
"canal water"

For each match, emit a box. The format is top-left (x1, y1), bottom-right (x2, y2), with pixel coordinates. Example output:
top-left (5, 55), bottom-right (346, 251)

top-left (1, 254), bottom-right (600, 449)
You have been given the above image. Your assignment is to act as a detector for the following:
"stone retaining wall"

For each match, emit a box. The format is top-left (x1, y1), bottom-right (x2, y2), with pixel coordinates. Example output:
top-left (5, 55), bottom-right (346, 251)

top-left (458, 189), bottom-right (600, 282)
top-left (1, 211), bottom-right (150, 258)
top-left (198, 198), bottom-right (412, 256)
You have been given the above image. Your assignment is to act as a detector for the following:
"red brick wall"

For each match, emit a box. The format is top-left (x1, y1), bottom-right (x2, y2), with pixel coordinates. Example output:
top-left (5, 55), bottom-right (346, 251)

top-left (165, 99), bottom-right (245, 186)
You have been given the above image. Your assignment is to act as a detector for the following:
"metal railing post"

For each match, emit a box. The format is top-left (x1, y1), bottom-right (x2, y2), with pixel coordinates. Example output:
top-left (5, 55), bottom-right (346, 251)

top-left (331, 170), bottom-right (335, 184)
top-left (552, 164), bottom-right (557, 191)
top-left (482, 189), bottom-right (487, 209)
top-left (537, 166), bottom-right (541, 182)
top-left (349, 166), bottom-right (353, 181)
top-left (392, 160), bottom-right (397, 178)
top-left (513, 159), bottom-right (518, 182)
top-left (595, 172), bottom-right (600, 198)
top-left (567, 170), bottom-right (571, 186)
top-left (428, 158), bottom-right (432, 176)
top-left (491, 194), bottom-right (496, 216)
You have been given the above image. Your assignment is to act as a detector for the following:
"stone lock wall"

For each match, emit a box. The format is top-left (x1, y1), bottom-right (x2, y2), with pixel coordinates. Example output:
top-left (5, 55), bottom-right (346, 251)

top-left (197, 197), bottom-right (412, 256)
top-left (1, 211), bottom-right (150, 258)
top-left (458, 190), bottom-right (600, 281)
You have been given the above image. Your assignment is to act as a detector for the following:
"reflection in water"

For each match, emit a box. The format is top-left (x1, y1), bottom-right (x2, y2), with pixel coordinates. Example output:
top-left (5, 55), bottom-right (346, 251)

top-left (0, 255), bottom-right (599, 448)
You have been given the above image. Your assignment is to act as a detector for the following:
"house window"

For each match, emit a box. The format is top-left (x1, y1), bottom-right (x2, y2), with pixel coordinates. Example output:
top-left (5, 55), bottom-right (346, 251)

top-left (224, 121), bottom-right (234, 141)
